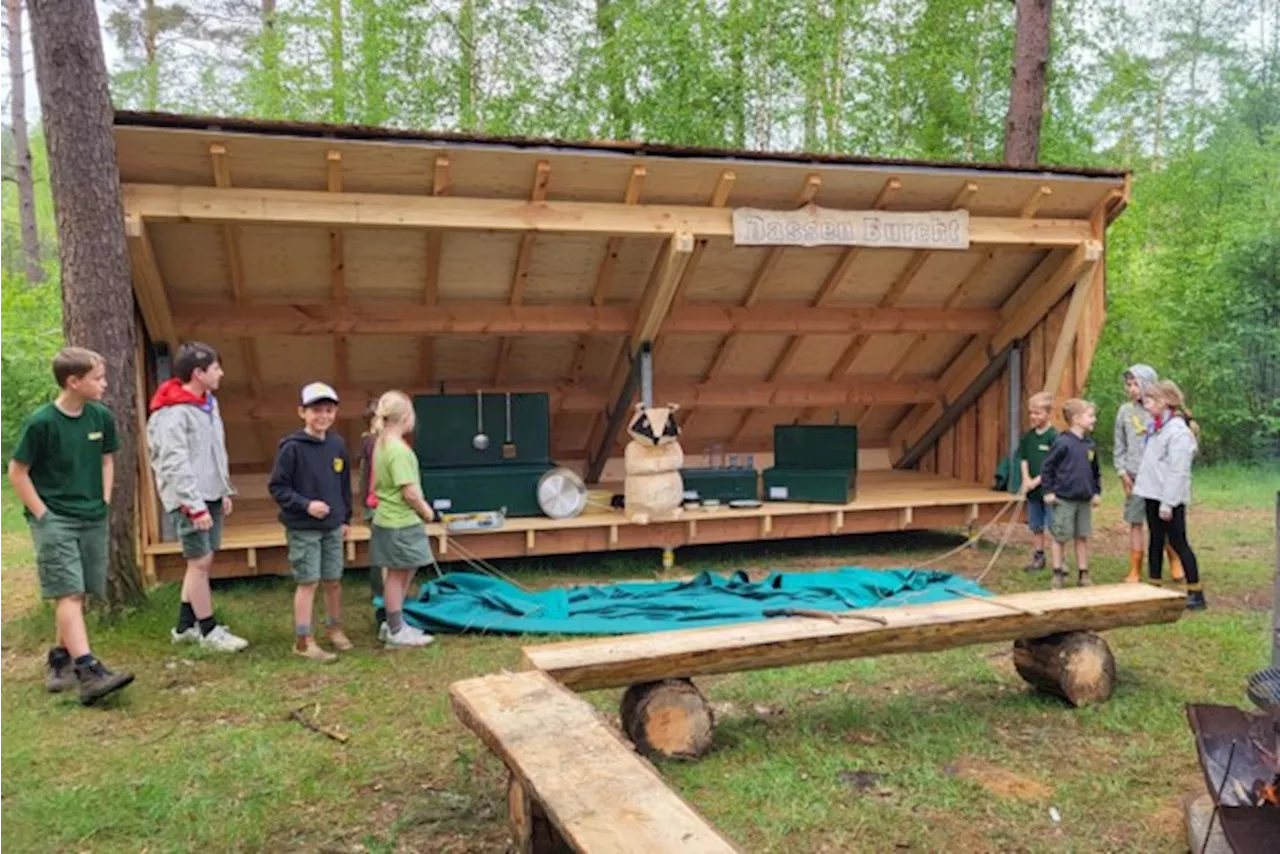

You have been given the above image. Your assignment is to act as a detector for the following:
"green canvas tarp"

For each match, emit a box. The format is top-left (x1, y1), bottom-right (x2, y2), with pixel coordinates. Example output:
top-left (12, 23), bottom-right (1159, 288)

top-left (398, 568), bottom-right (990, 635)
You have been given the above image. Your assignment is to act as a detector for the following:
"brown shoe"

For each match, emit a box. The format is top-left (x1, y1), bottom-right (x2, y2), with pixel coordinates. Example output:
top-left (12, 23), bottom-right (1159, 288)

top-left (1077, 569), bottom-right (1092, 587)
top-left (293, 638), bottom-right (338, 663)
top-left (1051, 569), bottom-right (1066, 590)
top-left (326, 628), bottom-right (354, 651)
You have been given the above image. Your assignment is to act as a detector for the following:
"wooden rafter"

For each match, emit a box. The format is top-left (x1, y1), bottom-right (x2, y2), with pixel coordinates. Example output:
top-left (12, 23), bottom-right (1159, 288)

top-left (208, 142), bottom-right (271, 460)
top-left (123, 183), bottom-right (1096, 248)
top-left (494, 160), bottom-right (553, 385)
top-left (889, 239), bottom-right (1102, 463)
top-left (418, 154), bottom-right (451, 386)
top-left (1019, 184), bottom-right (1052, 218)
top-left (123, 214), bottom-right (177, 347)
top-left (564, 164), bottom-right (647, 394)
top-left (222, 377), bottom-right (944, 424)
top-left (692, 174), bottom-right (820, 441)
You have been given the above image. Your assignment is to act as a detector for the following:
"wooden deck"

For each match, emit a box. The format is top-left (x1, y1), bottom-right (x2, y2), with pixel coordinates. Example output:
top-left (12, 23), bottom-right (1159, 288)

top-left (144, 469), bottom-right (1014, 581)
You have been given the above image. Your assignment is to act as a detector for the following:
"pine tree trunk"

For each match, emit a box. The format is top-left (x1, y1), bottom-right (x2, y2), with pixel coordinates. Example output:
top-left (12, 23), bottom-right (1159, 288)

top-left (1003, 0), bottom-right (1052, 167)
top-left (5, 0), bottom-right (43, 283)
top-left (259, 0), bottom-right (283, 117)
top-left (142, 0), bottom-right (158, 110)
top-left (28, 0), bottom-right (146, 608)
top-left (596, 0), bottom-right (630, 141)
top-left (328, 0), bottom-right (345, 122)
top-left (457, 0), bottom-right (477, 130)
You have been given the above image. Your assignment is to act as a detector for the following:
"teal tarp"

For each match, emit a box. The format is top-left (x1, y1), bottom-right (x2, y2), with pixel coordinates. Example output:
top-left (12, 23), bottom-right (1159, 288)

top-left (398, 568), bottom-right (990, 635)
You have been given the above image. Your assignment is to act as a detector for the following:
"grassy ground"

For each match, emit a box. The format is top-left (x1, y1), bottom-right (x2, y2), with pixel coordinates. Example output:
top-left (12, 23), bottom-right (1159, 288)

top-left (2, 465), bottom-right (1276, 853)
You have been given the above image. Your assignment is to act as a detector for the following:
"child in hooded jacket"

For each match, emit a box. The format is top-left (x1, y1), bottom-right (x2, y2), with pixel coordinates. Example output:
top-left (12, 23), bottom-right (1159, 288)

top-left (1133, 380), bottom-right (1204, 610)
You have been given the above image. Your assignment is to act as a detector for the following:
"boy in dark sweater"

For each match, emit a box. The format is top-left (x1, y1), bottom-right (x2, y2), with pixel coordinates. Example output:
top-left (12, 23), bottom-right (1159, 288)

top-left (1041, 398), bottom-right (1102, 590)
top-left (269, 382), bottom-right (353, 662)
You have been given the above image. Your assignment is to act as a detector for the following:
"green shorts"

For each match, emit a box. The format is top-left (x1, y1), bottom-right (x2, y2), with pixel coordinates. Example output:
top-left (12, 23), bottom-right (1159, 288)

top-left (369, 523), bottom-right (433, 570)
top-left (1050, 498), bottom-right (1092, 542)
top-left (30, 511), bottom-right (108, 600)
top-left (1123, 491), bottom-right (1147, 525)
top-left (170, 501), bottom-right (224, 559)
top-left (287, 527), bottom-right (345, 584)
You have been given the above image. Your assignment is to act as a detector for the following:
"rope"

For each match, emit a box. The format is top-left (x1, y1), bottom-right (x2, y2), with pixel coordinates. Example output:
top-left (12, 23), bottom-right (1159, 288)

top-left (915, 494), bottom-right (1020, 568)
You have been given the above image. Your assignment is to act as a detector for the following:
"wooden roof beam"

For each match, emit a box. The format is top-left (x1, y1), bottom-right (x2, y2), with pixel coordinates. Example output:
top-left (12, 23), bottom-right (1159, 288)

top-left (123, 184), bottom-right (1096, 248)
top-left (1018, 184), bottom-right (1052, 219)
top-left (169, 302), bottom-right (1002, 338)
top-left (418, 154), bottom-right (451, 387)
top-left (221, 378), bottom-right (945, 423)
top-left (495, 160), bottom-right (553, 385)
top-left (123, 214), bottom-right (177, 348)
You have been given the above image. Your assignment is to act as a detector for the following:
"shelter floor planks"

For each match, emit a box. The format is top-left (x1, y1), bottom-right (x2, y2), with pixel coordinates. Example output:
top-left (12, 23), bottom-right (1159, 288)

top-left (144, 469), bottom-right (1014, 580)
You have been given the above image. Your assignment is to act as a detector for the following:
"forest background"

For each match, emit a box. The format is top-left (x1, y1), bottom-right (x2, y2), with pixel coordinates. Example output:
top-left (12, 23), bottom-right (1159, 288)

top-left (2, 0), bottom-right (1277, 464)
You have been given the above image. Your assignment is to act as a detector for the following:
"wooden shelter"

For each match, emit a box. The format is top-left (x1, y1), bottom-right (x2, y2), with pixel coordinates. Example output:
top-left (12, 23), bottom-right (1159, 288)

top-left (115, 112), bottom-right (1126, 581)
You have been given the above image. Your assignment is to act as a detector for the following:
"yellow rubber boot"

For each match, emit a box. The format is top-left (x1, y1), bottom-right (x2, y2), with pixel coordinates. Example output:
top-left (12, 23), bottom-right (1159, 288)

top-left (1125, 550), bottom-right (1143, 584)
top-left (1166, 543), bottom-right (1185, 581)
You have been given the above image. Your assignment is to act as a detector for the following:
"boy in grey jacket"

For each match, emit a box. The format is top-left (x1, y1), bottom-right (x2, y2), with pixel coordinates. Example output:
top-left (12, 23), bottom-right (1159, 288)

top-left (147, 342), bottom-right (248, 652)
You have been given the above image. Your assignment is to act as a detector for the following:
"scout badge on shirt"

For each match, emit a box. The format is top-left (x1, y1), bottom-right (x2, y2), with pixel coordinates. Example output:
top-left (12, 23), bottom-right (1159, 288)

top-left (88, 431), bottom-right (103, 441)
top-left (333, 457), bottom-right (344, 473)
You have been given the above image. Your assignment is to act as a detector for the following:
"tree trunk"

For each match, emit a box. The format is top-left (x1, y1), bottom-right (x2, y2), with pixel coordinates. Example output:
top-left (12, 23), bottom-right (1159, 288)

top-left (142, 0), bottom-right (158, 110)
top-left (258, 0), bottom-right (283, 117)
top-left (619, 678), bottom-right (715, 760)
top-left (1002, 0), bottom-right (1052, 167)
top-left (5, 0), bottom-right (43, 283)
top-left (28, 0), bottom-right (146, 608)
top-left (596, 0), bottom-right (630, 141)
top-left (328, 0), bottom-right (345, 123)
top-left (457, 0), bottom-right (477, 130)
top-left (1012, 631), bottom-right (1115, 707)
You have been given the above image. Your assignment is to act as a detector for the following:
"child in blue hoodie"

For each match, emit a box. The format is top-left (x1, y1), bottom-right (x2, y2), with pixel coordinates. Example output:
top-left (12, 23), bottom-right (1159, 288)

top-left (269, 382), bottom-right (353, 662)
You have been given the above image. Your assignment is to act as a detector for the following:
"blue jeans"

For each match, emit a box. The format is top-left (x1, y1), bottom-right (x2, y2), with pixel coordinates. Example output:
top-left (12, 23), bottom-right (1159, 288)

top-left (1026, 497), bottom-right (1054, 534)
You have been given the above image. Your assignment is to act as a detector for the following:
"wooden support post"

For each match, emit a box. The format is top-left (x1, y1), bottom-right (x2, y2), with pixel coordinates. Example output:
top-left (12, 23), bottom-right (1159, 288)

top-left (123, 214), bottom-right (177, 348)
top-left (1013, 631), bottom-right (1116, 707)
top-left (326, 150), bottom-right (352, 391)
top-left (619, 679), bottom-right (715, 761)
top-left (508, 774), bottom-right (572, 854)
top-left (418, 155), bottom-right (451, 386)
top-left (525, 529), bottom-right (536, 553)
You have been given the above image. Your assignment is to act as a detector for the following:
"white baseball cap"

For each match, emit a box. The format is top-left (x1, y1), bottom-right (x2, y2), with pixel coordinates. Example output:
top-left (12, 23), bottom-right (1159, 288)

top-left (300, 381), bottom-right (339, 406)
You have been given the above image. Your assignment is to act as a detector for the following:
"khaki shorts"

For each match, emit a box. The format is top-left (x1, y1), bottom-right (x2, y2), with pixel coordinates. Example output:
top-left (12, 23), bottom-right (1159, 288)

top-left (369, 523), bottom-right (433, 570)
top-left (1123, 491), bottom-right (1147, 525)
top-left (1050, 498), bottom-right (1092, 542)
top-left (30, 511), bottom-right (108, 600)
top-left (287, 527), bottom-right (345, 584)
top-left (170, 501), bottom-right (224, 559)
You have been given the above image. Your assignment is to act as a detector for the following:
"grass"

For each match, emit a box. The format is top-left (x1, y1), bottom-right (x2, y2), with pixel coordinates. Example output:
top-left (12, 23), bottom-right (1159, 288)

top-left (1, 464), bottom-right (1276, 853)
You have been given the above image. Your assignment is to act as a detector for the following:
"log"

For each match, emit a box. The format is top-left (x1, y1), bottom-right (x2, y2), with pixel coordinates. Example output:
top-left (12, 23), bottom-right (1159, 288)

top-left (620, 679), bottom-right (716, 760)
top-left (508, 774), bottom-right (572, 854)
top-left (1013, 630), bottom-right (1116, 707)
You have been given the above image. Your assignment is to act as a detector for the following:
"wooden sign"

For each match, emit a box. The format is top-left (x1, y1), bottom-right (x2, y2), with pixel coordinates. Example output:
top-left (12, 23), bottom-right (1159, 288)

top-left (732, 205), bottom-right (970, 250)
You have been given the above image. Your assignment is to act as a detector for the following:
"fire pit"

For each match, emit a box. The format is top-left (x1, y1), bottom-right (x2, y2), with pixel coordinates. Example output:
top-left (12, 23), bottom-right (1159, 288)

top-left (1185, 704), bottom-right (1280, 853)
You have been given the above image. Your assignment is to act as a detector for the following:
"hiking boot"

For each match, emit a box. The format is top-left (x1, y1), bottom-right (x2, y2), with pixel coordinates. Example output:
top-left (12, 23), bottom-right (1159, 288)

top-left (170, 625), bottom-right (201, 645)
top-left (384, 624), bottom-right (435, 648)
top-left (1077, 570), bottom-right (1092, 587)
top-left (75, 659), bottom-right (135, 706)
top-left (45, 647), bottom-right (74, 694)
top-left (1025, 551), bottom-right (1046, 572)
top-left (293, 637), bottom-right (338, 663)
top-left (1050, 569), bottom-right (1066, 590)
top-left (326, 628), bottom-right (354, 651)
top-left (1186, 589), bottom-right (1207, 611)
top-left (198, 625), bottom-right (249, 653)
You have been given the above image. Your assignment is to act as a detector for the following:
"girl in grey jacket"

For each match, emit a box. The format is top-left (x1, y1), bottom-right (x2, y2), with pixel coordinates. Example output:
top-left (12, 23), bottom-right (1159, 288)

top-left (1133, 380), bottom-right (1203, 609)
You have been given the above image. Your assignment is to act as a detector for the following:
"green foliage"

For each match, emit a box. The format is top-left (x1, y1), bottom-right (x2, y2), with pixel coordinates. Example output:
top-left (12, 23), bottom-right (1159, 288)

top-left (1, 270), bottom-right (62, 458)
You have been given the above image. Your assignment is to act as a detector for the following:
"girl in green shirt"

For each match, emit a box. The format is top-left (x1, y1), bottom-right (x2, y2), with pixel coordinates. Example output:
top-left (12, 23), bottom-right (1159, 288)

top-left (368, 391), bottom-right (436, 648)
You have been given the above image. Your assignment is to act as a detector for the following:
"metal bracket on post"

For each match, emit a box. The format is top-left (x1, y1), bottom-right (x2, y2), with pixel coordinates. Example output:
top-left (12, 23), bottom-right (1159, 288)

top-left (639, 341), bottom-right (653, 409)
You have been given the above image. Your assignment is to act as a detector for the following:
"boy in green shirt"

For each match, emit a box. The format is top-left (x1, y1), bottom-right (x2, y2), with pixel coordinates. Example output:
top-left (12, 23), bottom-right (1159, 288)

top-left (1018, 391), bottom-right (1059, 571)
top-left (7, 348), bottom-right (134, 705)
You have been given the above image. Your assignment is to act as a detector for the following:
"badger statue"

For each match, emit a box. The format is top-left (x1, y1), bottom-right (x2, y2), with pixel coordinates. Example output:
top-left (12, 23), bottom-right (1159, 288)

top-left (623, 402), bottom-right (684, 525)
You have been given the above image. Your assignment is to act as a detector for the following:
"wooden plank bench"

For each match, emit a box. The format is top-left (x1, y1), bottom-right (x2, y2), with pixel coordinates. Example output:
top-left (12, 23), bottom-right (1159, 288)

top-left (521, 584), bottom-right (1187, 758)
top-left (450, 669), bottom-right (741, 854)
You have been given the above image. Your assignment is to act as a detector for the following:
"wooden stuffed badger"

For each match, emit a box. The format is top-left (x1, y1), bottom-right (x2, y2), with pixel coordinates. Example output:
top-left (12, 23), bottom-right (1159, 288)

top-left (624, 403), bottom-right (684, 524)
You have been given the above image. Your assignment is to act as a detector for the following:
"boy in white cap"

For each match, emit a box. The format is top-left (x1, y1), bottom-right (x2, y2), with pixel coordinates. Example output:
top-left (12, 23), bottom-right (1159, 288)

top-left (268, 382), bottom-right (353, 661)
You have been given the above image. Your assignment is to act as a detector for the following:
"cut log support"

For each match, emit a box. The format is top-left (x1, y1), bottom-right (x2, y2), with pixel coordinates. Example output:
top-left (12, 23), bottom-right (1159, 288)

top-left (508, 774), bottom-right (572, 854)
top-left (620, 678), bottom-right (715, 760)
top-left (1012, 630), bottom-right (1116, 707)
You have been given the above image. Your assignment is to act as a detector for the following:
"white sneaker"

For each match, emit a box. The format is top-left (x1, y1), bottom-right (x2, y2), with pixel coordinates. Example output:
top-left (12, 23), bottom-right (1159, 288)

top-left (384, 624), bottom-right (434, 648)
top-left (170, 626), bottom-right (200, 645)
top-left (377, 622), bottom-right (390, 642)
top-left (198, 625), bottom-right (250, 653)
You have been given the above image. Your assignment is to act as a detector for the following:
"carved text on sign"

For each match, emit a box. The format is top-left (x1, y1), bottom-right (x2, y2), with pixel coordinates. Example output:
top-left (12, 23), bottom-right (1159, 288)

top-left (732, 206), bottom-right (970, 250)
